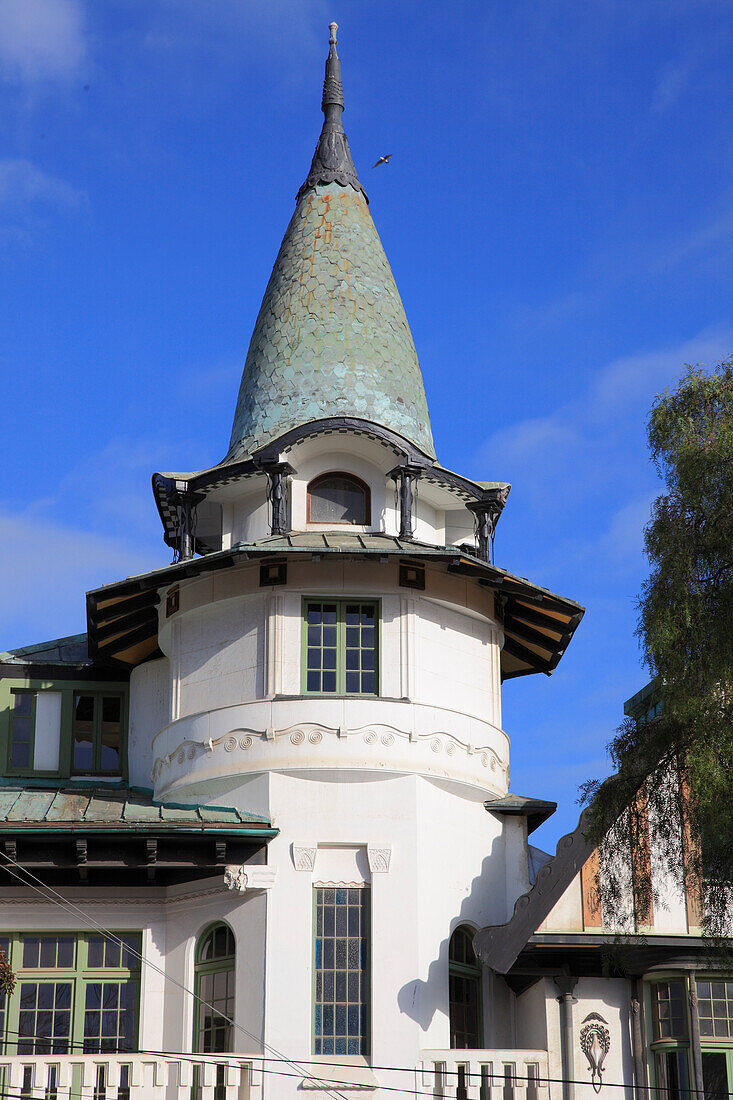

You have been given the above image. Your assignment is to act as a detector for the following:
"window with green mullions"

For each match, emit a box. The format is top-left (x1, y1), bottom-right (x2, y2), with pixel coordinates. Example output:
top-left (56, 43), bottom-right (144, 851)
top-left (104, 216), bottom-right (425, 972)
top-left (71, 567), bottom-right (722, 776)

top-left (304, 601), bottom-right (378, 695)
top-left (0, 932), bottom-right (140, 1056)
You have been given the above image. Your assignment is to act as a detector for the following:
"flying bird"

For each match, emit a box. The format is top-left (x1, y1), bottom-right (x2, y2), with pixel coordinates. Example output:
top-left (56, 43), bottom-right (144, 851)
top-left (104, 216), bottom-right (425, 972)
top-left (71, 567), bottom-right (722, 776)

top-left (372, 154), bottom-right (393, 168)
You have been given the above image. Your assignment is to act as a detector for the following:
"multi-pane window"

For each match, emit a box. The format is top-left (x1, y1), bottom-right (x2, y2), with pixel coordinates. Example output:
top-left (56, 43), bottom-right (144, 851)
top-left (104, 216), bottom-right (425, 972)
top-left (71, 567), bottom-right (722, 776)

top-left (697, 979), bottom-right (733, 1038)
top-left (314, 887), bottom-right (369, 1055)
top-left (652, 979), bottom-right (688, 1040)
top-left (304, 601), bottom-right (378, 695)
top-left (449, 926), bottom-right (482, 1049)
top-left (194, 924), bottom-right (235, 1054)
top-left (9, 693), bottom-right (34, 771)
top-left (0, 932), bottom-right (140, 1056)
top-left (72, 692), bottom-right (123, 775)
top-left (307, 474), bottom-right (370, 525)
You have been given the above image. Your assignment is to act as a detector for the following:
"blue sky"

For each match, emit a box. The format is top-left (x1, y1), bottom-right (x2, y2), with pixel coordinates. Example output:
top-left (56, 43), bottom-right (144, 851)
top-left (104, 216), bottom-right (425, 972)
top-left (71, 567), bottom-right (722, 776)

top-left (1, 0), bottom-right (731, 847)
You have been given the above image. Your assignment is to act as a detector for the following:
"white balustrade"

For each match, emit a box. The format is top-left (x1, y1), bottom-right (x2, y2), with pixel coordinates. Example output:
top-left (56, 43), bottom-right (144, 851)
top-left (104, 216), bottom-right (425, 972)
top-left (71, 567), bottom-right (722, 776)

top-left (419, 1050), bottom-right (550, 1100)
top-left (0, 1053), bottom-right (261, 1100)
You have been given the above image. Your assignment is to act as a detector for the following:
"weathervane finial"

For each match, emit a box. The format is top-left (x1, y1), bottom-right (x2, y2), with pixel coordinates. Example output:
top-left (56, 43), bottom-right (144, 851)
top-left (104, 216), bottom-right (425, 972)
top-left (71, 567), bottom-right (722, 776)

top-left (297, 20), bottom-right (367, 201)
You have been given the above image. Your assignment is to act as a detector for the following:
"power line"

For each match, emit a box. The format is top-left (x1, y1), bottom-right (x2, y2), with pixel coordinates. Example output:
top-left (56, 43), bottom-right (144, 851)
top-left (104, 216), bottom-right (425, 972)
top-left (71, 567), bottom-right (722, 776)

top-left (0, 858), bottom-right (711, 1098)
top-left (0, 856), bottom-right (352, 1100)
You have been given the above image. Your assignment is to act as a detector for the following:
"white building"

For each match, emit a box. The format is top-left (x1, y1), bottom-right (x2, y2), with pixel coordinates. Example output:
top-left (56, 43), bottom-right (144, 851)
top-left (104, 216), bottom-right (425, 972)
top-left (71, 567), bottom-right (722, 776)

top-left (0, 23), bottom-right (726, 1100)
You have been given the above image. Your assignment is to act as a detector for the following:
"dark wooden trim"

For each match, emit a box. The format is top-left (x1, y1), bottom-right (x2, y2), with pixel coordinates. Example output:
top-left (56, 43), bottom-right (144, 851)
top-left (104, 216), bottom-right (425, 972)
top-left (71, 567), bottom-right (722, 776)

top-left (503, 615), bottom-right (570, 654)
top-left (306, 471), bottom-right (371, 525)
top-left (91, 606), bottom-right (158, 646)
top-left (501, 634), bottom-right (556, 675)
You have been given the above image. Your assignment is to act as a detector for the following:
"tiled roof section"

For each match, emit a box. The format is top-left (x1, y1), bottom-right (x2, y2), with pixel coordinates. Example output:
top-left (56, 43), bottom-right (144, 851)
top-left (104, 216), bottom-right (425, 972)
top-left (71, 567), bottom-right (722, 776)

top-left (0, 785), bottom-right (271, 830)
top-left (0, 634), bottom-right (90, 666)
top-left (226, 182), bottom-right (435, 462)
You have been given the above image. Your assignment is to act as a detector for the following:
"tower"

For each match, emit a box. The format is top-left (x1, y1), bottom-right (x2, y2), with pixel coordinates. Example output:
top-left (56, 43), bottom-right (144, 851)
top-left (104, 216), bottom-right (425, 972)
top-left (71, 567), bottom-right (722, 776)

top-left (85, 23), bottom-right (583, 1095)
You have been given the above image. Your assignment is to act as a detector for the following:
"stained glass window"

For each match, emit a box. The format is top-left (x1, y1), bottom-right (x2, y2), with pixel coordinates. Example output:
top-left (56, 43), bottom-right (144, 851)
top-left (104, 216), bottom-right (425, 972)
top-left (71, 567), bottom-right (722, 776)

top-left (314, 887), bottom-right (369, 1055)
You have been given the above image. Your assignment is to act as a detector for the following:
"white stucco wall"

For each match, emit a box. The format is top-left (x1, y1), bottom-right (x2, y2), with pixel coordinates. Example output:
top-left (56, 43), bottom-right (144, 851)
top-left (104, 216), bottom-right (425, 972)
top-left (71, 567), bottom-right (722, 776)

top-left (128, 657), bottom-right (170, 788)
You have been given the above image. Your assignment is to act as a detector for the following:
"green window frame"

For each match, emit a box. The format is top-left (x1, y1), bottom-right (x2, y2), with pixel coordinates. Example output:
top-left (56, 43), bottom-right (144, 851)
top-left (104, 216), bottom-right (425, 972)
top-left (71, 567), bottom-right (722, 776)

top-left (193, 924), bottom-right (235, 1100)
top-left (449, 925), bottom-right (483, 1049)
top-left (313, 886), bottom-right (370, 1055)
top-left (71, 691), bottom-right (125, 776)
top-left (0, 932), bottom-right (141, 1056)
top-left (193, 923), bottom-right (235, 1054)
top-left (8, 691), bottom-right (36, 775)
top-left (302, 600), bottom-right (379, 696)
top-left (1, 680), bottom-right (129, 781)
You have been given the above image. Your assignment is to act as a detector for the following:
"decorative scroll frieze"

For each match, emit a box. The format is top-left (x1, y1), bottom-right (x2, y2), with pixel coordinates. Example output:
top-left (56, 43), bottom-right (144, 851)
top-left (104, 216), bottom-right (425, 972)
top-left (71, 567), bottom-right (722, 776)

top-left (151, 721), bottom-right (508, 786)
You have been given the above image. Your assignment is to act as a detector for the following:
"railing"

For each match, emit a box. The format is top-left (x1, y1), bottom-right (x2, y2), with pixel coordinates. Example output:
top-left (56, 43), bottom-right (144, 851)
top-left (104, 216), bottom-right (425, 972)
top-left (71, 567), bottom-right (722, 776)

top-left (0, 1054), bottom-right (262, 1100)
top-left (419, 1050), bottom-right (549, 1100)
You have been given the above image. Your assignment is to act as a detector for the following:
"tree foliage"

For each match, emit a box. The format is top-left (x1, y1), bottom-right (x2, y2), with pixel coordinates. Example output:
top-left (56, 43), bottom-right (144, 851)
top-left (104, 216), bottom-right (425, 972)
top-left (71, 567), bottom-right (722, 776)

top-left (583, 358), bottom-right (733, 934)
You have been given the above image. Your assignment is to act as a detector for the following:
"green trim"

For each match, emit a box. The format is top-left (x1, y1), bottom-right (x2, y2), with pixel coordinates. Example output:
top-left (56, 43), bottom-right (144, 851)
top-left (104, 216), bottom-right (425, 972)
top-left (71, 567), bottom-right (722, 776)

top-left (0, 677), bottom-right (130, 782)
top-left (7, 689), bottom-right (37, 777)
top-left (1, 931), bottom-right (141, 1056)
top-left (301, 598), bottom-right (380, 696)
top-left (193, 922), bottom-right (235, 1055)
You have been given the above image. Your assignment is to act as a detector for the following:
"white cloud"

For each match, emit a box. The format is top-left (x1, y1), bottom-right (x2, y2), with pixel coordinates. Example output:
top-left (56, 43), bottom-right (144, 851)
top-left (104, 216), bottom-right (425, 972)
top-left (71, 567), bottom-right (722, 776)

top-left (0, 0), bottom-right (86, 84)
top-left (590, 328), bottom-right (733, 412)
top-left (0, 510), bottom-right (160, 652)
top-left (0, 158), bottom-right (85, 212)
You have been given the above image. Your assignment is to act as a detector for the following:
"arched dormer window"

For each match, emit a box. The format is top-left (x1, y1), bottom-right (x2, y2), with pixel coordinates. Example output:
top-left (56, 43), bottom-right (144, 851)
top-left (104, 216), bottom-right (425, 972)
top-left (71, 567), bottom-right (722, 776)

top-left (449, 925), bottom-right (482, 1049)
top-left (194, 923), bottom-right (235, 1054)
top-left (307, 473), bottom-right (371, 525)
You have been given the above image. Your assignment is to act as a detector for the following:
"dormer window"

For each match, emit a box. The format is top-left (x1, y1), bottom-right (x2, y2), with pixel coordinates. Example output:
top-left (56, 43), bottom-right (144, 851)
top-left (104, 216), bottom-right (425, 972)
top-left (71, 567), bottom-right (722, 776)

top-left (307, 473), bottom-right (370, 525)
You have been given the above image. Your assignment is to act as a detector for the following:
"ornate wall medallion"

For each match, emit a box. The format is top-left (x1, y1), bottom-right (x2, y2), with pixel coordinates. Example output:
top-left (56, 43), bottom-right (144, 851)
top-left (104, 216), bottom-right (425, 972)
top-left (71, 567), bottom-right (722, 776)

top-left (579, 1012), bottom-right (610, 1093)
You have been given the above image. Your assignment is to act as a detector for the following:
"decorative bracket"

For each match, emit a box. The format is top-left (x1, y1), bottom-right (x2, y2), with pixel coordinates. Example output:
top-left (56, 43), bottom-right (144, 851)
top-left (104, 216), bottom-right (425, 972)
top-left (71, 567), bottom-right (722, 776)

top-left (257, 461), bottom-right (295, 537)
top-left (292, 842), bottom-right (317, 871)
top-left (224, 865), bottom-right (278, 892)
top-left (467, 487), bottom-right (510, 563)
top-left (388, 463), bottom-right (425, 540)
top-left (367, 844), bottom-right (392, 873)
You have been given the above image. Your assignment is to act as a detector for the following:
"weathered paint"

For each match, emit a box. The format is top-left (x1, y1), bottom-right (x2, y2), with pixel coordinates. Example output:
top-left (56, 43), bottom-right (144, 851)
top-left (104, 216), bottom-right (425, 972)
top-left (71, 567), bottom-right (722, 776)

top-left (226, 184), bottom-right (435, 461)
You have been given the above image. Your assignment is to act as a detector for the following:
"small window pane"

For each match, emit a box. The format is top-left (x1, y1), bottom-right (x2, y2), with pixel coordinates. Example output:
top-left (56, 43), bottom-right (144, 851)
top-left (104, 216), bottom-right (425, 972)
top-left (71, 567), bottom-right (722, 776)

top-left (308, 475), bottom-right (368, 524)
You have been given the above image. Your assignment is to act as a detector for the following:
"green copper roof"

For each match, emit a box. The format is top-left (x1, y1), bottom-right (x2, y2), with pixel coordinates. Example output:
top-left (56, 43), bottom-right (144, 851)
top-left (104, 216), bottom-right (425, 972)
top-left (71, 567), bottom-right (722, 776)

top-left (225, 28), bottom-right (435, 462)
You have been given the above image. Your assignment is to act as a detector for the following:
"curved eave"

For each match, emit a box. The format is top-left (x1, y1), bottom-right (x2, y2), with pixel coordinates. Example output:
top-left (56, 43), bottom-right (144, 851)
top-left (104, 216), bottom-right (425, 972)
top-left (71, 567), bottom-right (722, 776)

top-left (86, 536), bottom-right (583, 679)
top-left (152, 418), bottom-right (510, 550)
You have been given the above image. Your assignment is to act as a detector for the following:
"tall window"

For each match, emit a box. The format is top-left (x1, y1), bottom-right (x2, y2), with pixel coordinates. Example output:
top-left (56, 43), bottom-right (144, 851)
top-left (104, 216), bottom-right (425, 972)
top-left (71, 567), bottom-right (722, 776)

top-left (8, 693), bottom-right (34, 771)
top-left (72, 692), bottom-right (123, 775)
top-left (304, 600), bottom-right (378, 695)
top-left (314, 887), bottom-right (369, 1055)
top-left (194, 924), bottom-right (235, 1054)
top-left (0, 932), bottom-right (140, 1055)
top-left (449, 926), bottom-right (482, 1049)
top-left (307, 474), bottom-right (370, 525)
top-left (193, 925), bottom-right (235, 1100)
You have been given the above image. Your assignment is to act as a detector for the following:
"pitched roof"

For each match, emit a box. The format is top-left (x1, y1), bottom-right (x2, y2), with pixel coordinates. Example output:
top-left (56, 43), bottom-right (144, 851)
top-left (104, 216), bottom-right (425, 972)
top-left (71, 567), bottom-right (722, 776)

top-left (0, 783), bottom-right (273, 833)
top-left (0, 634), bottom-right (90, 667)
top-left (225, 25), bottom-right (435, 463)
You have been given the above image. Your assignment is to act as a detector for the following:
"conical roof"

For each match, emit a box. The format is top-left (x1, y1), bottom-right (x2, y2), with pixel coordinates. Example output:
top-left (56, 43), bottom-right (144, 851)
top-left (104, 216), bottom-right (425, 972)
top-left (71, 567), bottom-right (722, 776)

top-left (225, 23), bottom-right (435, 463)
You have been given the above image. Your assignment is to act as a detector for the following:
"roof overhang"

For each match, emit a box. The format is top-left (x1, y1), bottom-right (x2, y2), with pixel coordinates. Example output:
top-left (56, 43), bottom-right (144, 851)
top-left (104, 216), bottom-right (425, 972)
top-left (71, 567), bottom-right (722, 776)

top-left (152, 418), bottom-right (511, 553)
top-left (86, 536), bottom-right (584, 675)
top-left (484, 793), bottom-right (557, 834)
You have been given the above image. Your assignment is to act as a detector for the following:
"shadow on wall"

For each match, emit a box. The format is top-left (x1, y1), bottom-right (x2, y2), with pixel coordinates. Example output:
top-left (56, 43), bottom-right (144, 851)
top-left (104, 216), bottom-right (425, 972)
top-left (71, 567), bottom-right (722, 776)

top-left (396, 834), bottom-right (505, 1035)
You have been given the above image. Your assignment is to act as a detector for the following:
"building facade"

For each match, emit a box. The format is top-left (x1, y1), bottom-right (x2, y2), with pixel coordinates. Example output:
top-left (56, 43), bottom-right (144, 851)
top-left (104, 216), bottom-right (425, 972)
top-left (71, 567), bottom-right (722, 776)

top-left (0, 23), bottom-right (726, 1100)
